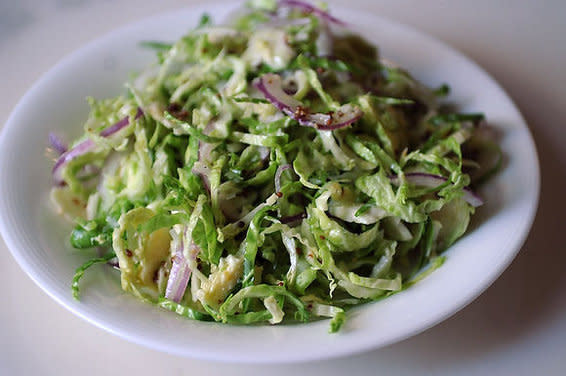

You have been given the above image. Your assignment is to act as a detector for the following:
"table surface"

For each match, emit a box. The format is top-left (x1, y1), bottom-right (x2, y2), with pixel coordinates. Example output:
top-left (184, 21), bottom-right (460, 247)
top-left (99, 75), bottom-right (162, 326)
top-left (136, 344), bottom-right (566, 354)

top-left (1, 0), bottom-right (565, 375)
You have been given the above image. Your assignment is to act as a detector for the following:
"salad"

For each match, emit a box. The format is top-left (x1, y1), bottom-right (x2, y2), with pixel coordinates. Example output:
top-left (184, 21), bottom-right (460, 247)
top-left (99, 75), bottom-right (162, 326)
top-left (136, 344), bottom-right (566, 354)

top-left (49, 0), bottom-right (501, 332)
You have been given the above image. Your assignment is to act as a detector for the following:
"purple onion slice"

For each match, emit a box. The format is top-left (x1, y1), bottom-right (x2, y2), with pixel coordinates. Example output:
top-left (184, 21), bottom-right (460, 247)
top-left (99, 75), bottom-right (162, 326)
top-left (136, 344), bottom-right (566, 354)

top-left (255, 73), bottom-right (362, 130)
top-left (51, 108), bottom-right (143, 186)
top-left (99, 107), bottom-right (143, 137)
top-left (255, 73), bottom-right (302, 116)
top-left (306, 104), bottom-right (363, 131)
top-left (165, 239), bottom-right (191, 303)
top-left (49, 133), bottom-right (68, 155)
top-left (52, 139), bottom-right (95, 186)
top-left (461, 189), bottom-right (484, 208)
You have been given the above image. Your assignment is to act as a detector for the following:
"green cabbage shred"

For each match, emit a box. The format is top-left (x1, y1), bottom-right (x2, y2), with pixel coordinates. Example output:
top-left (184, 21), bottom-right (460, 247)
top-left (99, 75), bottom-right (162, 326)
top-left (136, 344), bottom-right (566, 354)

top-left (52, 1), bottom-right (501, 333)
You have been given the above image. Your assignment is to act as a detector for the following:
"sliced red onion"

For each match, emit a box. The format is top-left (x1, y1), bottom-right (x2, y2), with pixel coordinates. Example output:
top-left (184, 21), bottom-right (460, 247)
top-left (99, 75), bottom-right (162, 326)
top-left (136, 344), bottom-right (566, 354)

top-left (255, 73), bottom-right (362, 130)
top-left (278, 0), bottom-right (347, 26)
top-left (165, 239), bottom-right (191, 303)
top-left (49, 132), bottom-right (67, 155)
top-left (311, 104), bottom-right (363, 131)
top-left (52, 108), bottom-right (144, 186)
top-left (306, 112), bottom-right (332, 125)
top-left (255, 73), bottom-right (302, 116)
top-left (52, 139), bottom-right (95, 186)
top-left (461, 189), bottom-right (484, 207)
top-left (392, 172), bottom-right (484, 207)
top-left (275, 164), bottom-right (292, 193)
top-left (99, 107), bottom-right (143, 137)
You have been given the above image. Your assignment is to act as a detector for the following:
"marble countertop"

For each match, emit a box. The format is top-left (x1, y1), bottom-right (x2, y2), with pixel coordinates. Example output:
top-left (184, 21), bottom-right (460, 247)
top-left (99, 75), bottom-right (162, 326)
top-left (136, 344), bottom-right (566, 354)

top-left (2, 1), bottom-right (565, 375)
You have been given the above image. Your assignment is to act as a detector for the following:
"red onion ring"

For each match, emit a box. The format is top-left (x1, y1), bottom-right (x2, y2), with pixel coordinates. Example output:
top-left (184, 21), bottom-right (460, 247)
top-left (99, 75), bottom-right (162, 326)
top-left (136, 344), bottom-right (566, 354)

top-left (165, 239), bottom-right (191, 303)
top-left (99, 107), bottom-right (143, 137)
top-left (312, 104), bottom-right (363, 130)
top-left (278, 0), bottom-right (347, 26)
top-left (52, 139), bottom-right (95, 186)
top-left (255, 73), bottom-right (301, 116)
top-left (52, 108), bottom-right (144, 186)
top-left (49, 132), bottom-right (68, 155)
top-left (255, 73), bottom-right (362, 130)
top-left (392, 172), bottom-right (484, 207)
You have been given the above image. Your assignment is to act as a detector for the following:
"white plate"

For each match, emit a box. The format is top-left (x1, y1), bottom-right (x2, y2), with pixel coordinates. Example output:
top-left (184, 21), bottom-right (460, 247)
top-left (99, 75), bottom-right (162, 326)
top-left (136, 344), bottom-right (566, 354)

top-left (0, 1), bottom-right (539, 363)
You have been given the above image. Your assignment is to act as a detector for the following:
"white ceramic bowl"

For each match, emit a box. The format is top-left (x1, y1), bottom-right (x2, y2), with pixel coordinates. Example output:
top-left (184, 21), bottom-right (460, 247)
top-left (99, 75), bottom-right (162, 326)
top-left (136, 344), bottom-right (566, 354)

top-left (0, 2), bottom-right (539, 363)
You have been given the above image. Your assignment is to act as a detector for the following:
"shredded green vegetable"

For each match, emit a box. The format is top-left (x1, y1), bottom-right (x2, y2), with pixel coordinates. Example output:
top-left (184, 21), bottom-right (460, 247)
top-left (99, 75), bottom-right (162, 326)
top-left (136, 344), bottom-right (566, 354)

top-left (71, 253), bottom-right (116, 300)
top-left (51, 1), bottom-right (500, 333)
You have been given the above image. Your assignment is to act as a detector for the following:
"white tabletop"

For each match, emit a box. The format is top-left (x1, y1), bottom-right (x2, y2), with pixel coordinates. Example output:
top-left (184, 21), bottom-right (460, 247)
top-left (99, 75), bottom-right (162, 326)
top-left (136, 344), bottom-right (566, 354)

top-left (1, 0), bottom-right (565, 375)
